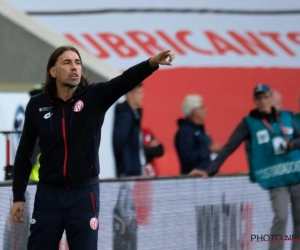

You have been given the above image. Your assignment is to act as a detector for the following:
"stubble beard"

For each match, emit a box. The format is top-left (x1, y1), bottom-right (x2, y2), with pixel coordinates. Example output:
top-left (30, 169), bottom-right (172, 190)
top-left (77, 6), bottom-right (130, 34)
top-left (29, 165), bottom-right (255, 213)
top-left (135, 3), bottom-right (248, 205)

top-left (62, 82), bottom-right (79, 89)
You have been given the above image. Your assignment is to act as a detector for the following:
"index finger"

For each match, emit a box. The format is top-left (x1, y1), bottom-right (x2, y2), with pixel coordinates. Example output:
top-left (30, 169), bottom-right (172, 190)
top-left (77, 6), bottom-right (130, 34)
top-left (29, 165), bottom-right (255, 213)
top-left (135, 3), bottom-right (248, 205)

top-left (161, 49), bottom-right (171, 55)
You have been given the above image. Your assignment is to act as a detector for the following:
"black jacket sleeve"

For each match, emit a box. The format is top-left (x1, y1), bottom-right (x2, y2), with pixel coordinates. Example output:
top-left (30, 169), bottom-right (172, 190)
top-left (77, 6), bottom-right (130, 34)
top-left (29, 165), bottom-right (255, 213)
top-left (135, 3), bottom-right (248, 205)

top-left (207, 119), bottom-right (250, 176)
top-left (91, 59), bottom-right (158, 111)
top-left (13, 99), bottom-right (39, 202)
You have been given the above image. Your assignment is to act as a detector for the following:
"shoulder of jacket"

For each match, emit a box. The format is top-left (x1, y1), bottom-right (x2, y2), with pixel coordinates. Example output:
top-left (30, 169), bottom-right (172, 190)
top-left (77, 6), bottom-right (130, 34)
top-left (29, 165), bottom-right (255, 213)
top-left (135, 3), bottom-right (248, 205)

top-left (178, 124), bottom-right (197, 134)
top-left (31, 93), bottom-right (47, 101)
top-left (115, 102), bottom-right (132, 112)
top-left (28, 93), bottom-right (49, 110)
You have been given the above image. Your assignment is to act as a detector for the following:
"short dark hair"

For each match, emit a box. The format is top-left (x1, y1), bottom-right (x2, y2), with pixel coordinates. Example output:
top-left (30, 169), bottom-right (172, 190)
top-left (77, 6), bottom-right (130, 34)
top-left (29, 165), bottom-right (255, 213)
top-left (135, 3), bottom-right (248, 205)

top-left (43, 46), bottom-right (89, 94)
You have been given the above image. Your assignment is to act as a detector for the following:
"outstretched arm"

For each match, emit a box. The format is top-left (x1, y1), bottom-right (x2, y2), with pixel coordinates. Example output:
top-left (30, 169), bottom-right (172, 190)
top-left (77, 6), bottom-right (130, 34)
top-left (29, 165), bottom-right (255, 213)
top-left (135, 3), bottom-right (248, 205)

top-left (190, 119), bottom-right (250, 177)
top-left (287, 123), bottom-right (300, 149)
top-left (90, 50), bottom-right (175, 111)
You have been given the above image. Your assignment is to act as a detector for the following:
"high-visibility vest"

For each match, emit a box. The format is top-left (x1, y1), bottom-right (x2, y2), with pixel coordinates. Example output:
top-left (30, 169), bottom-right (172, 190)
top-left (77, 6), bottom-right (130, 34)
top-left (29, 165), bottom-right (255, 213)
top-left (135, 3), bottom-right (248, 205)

top-left (29, 153), bottom-right (40, 182)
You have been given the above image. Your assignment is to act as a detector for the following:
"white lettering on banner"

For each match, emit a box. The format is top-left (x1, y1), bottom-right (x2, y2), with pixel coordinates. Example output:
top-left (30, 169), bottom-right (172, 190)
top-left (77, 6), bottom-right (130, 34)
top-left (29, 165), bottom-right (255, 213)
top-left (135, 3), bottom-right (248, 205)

top-left (256, 161), bottom-right (300, 179)
top-left (65, 30), bottom-right (300, 60)
top-left (6, 0), bottom-right (300, 68)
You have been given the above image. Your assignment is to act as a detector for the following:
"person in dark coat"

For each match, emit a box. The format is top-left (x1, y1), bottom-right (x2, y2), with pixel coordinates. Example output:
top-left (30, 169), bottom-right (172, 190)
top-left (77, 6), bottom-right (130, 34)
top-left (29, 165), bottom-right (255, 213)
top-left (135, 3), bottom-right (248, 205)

top-left (113, 83), bottom-right (164, 177)
top-left (175, 94), bottom-right (218, 175)
top-left (10, 46), bottom-right (175, 250)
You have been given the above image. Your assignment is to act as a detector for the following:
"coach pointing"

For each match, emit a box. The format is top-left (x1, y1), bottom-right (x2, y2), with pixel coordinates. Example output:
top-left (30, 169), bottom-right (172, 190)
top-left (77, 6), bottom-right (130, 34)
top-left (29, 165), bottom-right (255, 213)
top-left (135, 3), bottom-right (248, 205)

top-left (10, 46), bottom-right (175, 250)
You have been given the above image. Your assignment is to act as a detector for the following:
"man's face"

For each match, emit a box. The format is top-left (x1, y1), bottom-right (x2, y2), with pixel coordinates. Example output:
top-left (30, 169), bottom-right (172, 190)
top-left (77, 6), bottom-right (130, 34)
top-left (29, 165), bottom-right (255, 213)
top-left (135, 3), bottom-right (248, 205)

top-left (50, 50), bottom-right (82, 87)
top-left (272, 91), bottom-right (282, 110)
top-left (192, 103), bottom-right (207, 122)
top-left (254, 92), bottom-right (273, 112)
top-left (128, 86), bottom-right (144, 108)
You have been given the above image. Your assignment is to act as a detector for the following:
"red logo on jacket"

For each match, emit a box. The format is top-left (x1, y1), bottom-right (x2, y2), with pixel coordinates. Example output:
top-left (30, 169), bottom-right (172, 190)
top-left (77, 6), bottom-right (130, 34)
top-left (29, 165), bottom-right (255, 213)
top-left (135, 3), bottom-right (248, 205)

top-left (73, 100), bottom-right (84, 112)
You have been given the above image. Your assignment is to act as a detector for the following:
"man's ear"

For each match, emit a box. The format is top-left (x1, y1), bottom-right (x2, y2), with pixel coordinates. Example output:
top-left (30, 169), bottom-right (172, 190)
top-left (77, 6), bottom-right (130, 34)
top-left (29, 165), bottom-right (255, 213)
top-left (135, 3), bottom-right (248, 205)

top-left (49, 67), bottom-right (56, 78)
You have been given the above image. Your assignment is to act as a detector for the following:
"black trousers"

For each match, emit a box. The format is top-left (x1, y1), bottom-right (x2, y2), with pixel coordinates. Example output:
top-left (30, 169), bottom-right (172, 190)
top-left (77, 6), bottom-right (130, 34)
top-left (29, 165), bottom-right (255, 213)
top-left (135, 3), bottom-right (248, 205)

top-left (27, 182), bottom-right (100, 250)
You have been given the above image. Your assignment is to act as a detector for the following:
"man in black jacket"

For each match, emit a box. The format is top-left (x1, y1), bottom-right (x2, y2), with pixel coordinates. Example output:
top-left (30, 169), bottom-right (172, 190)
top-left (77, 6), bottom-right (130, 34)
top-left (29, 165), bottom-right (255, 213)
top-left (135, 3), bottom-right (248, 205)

top-left (175, 94), bottom-right (213, 174)
top-left (10, 46), bottom-right (175, 250)
top-left (113, 83), bottom-right (164, 177)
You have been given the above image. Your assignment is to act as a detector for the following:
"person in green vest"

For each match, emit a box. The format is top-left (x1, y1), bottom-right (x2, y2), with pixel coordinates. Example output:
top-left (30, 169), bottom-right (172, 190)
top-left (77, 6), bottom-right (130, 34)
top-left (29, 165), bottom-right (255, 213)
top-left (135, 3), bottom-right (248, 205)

top-left (190, 84), bottom-right (300, 250)
top-left (29, 153), bottom-right (40, 182)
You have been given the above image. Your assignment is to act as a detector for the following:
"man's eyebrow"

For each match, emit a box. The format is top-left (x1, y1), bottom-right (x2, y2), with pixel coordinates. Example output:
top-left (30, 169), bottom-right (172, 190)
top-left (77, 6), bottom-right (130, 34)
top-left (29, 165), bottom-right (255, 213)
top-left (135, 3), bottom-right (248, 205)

top-left (62, 59), bottom-right (81, 63)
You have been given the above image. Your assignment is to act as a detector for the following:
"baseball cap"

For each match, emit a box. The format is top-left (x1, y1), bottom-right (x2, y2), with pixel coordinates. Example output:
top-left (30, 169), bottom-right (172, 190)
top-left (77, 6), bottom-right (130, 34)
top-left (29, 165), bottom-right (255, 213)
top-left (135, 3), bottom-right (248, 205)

top-left (253, 84), bottom-right (272, 96)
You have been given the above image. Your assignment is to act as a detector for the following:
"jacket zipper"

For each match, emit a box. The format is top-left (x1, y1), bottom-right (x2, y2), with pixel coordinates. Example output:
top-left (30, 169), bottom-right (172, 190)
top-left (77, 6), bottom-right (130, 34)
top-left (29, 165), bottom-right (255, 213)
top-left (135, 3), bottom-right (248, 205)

top-left (90, 192), bottom-right (97, 216)
top-left (62, 107), bottom-right (69, 188)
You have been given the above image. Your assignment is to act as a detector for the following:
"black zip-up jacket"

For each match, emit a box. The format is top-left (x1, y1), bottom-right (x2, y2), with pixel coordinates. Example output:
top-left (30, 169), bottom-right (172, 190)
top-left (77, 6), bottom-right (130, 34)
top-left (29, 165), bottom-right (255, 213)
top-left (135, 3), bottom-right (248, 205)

top-left (113, 101), bottom-right (143, 177)
top-left (13, 60), bottom-right (158, 202)
top-left (175, 118), bottom-right (211, 174)
top-left (113, 101), bottom-right (164, 177)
